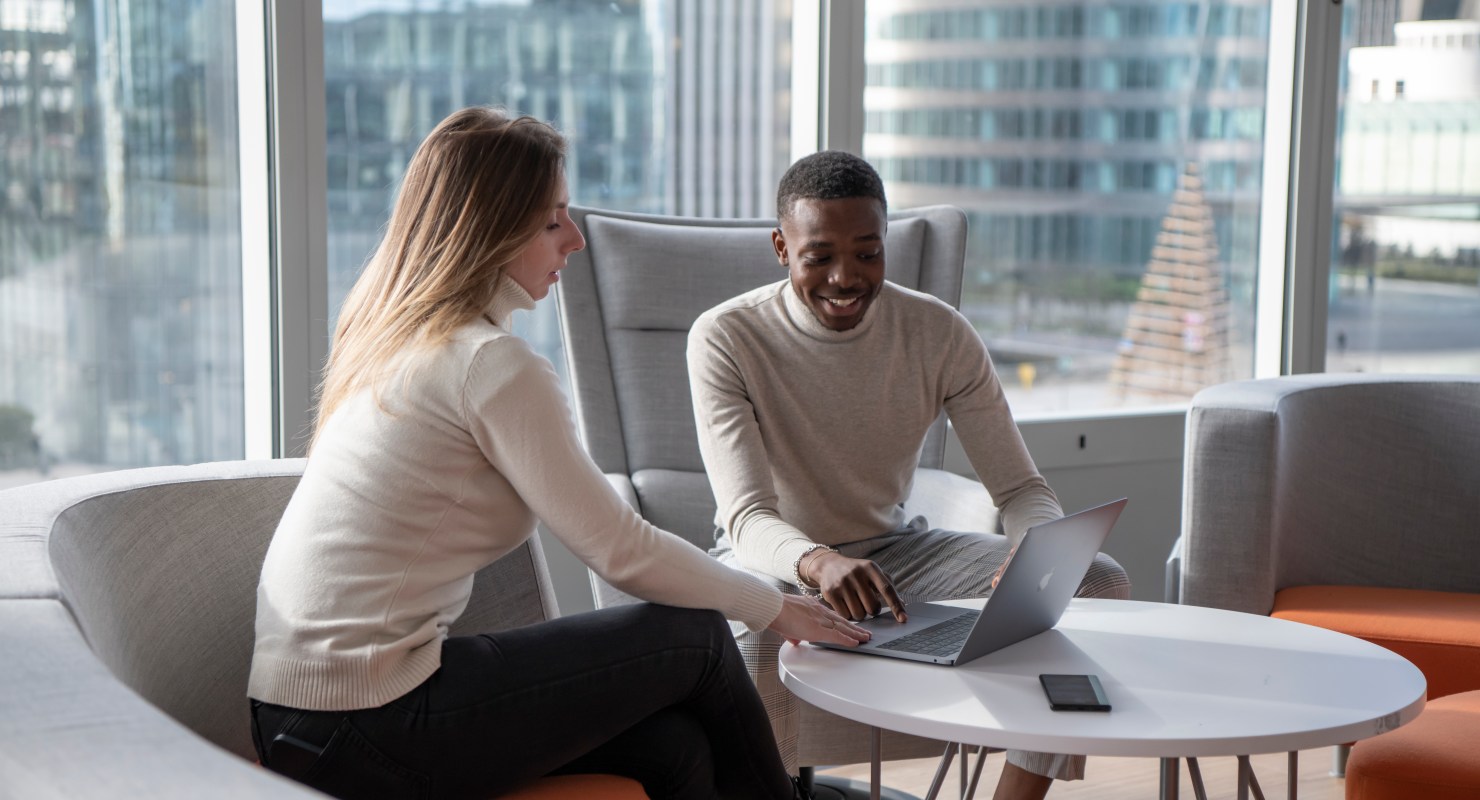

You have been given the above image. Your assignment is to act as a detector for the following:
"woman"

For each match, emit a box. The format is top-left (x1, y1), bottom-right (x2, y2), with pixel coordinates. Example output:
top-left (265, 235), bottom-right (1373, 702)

top-left (247, 107), bottom-right (868, 800)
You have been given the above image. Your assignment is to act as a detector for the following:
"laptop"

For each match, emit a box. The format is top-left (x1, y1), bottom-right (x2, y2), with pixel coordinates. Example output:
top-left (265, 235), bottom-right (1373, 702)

top-left (813, 498), bottom-right (1127, 667)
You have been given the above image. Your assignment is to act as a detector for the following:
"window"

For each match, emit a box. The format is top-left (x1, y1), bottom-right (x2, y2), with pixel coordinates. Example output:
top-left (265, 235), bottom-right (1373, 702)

top-left (1328, 11), bottom-right (1480, 375)
top-left (1, 0), bottom-right (246, 488)
top-left (322, 1), bottom-right (794, 369)
top-left (866, 1), bottom-right (1270, 415)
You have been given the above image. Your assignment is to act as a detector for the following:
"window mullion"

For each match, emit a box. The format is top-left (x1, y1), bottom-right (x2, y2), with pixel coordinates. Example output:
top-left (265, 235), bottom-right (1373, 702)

top-left (266, 0), bottom-right (329, 457)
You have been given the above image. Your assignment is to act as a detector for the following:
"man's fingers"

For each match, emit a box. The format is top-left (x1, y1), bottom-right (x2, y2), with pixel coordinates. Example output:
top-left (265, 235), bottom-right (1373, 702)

top-left (877, 578), bottom-right (908, 622)
top-left (862, 565), bottom-right (906, 622)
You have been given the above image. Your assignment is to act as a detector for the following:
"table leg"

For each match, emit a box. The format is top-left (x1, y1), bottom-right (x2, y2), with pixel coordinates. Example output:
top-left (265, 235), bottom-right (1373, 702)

top-left (923, 742), bottom-right (957, 800)
top-left (1159, 757), bottom-right (1180, 800)
top-left (1237, 755), bottom-right (1251, 800)
top-left (958, 743), bottom-right (967, 800)
top-left (1288, 751), bottom-right (1298, 800)
top-left (869, 727), bottom-right (881, 800)
top-left (964, 747), bottom-right (988, 800)
top-left (1187, 757), bottom-right (1209, 800)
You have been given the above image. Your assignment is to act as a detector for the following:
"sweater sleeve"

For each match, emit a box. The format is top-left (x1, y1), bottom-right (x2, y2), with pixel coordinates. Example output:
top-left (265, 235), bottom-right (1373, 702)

top-left (464, 338), bottom-right (783, 631)
top-left (687, 314), bottom-right (819, 585)
top-left (940, 313), bottom-right (1063, 545)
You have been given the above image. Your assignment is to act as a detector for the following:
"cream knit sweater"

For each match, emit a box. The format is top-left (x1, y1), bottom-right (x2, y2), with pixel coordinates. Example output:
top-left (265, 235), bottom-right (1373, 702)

top-left (249, 279), bottom-right (782, 711)
top-left (688, 279), bottom-right (1062, 585)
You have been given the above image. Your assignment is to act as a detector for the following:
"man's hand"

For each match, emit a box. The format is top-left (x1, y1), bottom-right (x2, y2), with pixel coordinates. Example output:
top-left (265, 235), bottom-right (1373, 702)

top-left (769, 594), bottom-right (872, 646)
top-left (801, 550), bottom-right (908, 622)
top-left (991, 546), bottom-right (1017, 589)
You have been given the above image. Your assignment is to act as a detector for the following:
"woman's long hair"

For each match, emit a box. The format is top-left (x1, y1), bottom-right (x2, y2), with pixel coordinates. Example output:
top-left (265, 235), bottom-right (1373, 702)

top-left (314, 107), bottom-right (567, 446)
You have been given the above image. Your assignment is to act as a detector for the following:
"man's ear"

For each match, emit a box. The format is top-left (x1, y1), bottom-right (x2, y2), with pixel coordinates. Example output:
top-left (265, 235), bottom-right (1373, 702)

top-left (771, 226), bottom-right (789, 267)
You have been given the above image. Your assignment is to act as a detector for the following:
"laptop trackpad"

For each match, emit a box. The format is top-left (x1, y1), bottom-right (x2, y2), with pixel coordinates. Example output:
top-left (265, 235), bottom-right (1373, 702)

top-left (861, 602), bottom-right (978, 647)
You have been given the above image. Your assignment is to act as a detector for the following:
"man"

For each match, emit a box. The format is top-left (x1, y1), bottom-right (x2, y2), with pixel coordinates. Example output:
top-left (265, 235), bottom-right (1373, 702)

top-left (687, 150), bottom-right (1131, 800)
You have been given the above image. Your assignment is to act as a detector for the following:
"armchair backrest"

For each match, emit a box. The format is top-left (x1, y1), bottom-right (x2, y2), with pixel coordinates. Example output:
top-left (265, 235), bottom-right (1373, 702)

top-left (1180, 374), bottom-right (1480, 613)
top-left (556, 205), bottom-right (969, 549)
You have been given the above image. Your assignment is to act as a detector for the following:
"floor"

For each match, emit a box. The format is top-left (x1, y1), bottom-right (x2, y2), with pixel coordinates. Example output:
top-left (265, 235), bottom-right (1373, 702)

top-left (820, 746), bottom-right (1347, 799)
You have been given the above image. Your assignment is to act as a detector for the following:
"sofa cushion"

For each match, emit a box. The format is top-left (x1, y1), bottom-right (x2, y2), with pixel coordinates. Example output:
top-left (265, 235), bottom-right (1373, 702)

top-left (1272, 585), bottom-right (1480, 700)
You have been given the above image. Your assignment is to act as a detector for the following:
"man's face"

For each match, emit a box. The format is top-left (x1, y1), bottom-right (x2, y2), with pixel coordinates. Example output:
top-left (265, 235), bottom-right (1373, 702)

top-left (772, 196), bottom-right (886, 332)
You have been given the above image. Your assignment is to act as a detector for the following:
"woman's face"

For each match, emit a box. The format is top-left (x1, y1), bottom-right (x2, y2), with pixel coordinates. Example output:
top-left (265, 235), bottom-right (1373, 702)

top-left (505, 178), bottom-right (585, 301)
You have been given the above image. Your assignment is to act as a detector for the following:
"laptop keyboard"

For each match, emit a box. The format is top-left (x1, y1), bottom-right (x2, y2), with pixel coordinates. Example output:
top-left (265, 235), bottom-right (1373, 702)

top-left (876, 611), bottom-right (979, 657)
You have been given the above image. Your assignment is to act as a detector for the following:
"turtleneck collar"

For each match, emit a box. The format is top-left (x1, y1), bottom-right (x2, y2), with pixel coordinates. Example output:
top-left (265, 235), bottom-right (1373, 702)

top-left (483, 276), bottom-right (537, 328)
top-left (779, 279), bottom-right (884, 343)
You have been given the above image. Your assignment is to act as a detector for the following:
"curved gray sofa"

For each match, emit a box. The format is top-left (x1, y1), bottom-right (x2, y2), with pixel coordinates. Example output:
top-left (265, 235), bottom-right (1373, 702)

top-left (0, 459), bottom-right (559, 798)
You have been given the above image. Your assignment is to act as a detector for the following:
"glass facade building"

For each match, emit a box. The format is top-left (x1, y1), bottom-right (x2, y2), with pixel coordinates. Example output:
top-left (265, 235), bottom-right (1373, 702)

top-left (1, 0), bottom-right (243, 484)
top-left (865, 1), bottom-right (1271, 413)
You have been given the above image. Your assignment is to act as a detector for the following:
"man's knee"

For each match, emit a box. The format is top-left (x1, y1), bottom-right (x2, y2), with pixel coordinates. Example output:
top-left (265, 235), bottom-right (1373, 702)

top-left (1077, 552), bottom-right (1132, 600)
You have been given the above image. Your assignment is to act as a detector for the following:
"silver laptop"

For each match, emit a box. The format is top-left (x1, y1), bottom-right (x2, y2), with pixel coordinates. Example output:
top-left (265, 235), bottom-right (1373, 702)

top-left (813, 498), bottom-right (1127, 667)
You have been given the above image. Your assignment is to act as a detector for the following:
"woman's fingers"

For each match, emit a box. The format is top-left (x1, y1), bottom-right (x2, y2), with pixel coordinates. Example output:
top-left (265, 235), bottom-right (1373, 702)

top-left (771, 595), bottom-right (871, 646)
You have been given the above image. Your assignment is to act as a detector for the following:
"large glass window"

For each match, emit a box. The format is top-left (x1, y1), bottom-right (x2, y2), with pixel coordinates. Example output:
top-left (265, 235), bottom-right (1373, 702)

top-left (1328, 6), bottom-right (1480, 374)
top-left (1, 0), bottom-right (244, 489)
top-left (865, 1), bottom-right (1270, 415)
top-left (322, 0), bottom-right (795, 365)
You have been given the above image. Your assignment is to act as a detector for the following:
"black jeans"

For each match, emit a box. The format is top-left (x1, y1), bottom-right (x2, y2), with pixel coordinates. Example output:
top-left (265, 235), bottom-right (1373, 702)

top-left (250, 604), bottom-right (794, 800)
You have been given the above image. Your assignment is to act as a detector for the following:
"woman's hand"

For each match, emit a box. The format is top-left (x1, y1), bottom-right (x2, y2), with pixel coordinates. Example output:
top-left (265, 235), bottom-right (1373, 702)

top-left (768, 594), bottom-right (872, 647)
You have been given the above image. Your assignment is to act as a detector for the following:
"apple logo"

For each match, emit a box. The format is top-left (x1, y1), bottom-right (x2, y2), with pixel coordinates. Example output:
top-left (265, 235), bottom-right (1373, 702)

top-left (1038, 571), bottom-right (1054, 591)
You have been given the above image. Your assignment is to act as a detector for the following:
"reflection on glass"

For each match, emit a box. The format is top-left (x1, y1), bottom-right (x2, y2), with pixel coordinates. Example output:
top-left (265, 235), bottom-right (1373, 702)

top-left (1330, 5), bottom-right (1480, 375)
top-left (323, 0), bottom-right (794, 364)
top-left (0, 1), bottom-right (244, 490)
top-left (864, 1), bottom-right (1270, 415)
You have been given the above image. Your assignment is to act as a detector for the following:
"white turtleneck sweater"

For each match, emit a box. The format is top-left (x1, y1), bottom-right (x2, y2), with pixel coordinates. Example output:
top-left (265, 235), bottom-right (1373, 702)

top-left (249, 279), bottom-right (783, 711)
top-left (688, 279), bottom-right (1062, 585)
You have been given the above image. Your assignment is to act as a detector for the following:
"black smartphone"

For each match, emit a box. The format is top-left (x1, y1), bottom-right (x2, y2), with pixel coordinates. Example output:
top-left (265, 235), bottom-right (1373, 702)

top-left (1039, 673), bottom-right (1111, 711)
top-left (268, 733), bottom-right (325, 777)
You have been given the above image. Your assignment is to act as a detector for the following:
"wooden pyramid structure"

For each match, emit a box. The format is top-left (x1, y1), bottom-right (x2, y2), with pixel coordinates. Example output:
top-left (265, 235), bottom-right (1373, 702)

top-left (1109, 163), bottom-right (1230, 400)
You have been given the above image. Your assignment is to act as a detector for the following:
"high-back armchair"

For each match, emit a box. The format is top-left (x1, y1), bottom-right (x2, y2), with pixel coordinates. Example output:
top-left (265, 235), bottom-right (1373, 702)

top-left (556, 205), bottom-right (997, 770)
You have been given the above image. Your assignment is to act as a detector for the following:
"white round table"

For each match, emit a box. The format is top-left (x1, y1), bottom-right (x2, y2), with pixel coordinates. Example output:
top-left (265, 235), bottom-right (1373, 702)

top-left (780, 599), bottom-right (1426, 799)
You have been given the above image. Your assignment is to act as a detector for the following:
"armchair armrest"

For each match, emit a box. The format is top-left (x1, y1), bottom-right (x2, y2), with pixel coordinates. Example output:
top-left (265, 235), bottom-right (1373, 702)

top-left (1165, 536), bottom-right (1183, 604)
top-left (590, 473), bottom-right (644, 609)
top-left (604, 473), bottom-right (640, 512)
top-left (903, 468), bottom-right (998, 535)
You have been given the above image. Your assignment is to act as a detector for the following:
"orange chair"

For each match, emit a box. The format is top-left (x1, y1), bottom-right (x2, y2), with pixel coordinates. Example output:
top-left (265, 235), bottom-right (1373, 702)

top-left (1345, 690), bottom-right (1480, 800)
top-left (499, 774), bottom-right (647, 798)
top-left (1272, 586), bottom-right (1480, 702)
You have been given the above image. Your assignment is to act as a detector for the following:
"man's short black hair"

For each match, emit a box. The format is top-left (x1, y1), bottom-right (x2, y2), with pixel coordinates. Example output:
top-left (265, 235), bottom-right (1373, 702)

top-left (776, 150), bottom-right (888, 223)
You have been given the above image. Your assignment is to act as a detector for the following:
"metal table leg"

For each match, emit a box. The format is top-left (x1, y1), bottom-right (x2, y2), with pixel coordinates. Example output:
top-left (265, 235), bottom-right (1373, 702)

top-left (1187, 757), bottom-right (1209, 800)
top-left (1288, 751), bottom-right (1298, 800)
top-left (922, 742), bottom-right (957, 800)
top-left (1160, 757), bottom-right (1180, 800)
top-left (871, 727), bottom-right (881, 800)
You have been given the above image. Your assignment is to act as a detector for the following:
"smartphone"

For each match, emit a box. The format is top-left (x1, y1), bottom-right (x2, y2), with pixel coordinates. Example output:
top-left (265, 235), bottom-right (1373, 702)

top-left (1039, 673), bottom-right (1111, 711)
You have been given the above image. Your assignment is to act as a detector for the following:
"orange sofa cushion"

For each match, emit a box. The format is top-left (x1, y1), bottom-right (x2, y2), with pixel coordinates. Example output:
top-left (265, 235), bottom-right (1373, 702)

top-left (1272, 585), bottom-right (1480, 700)
top-left (1345, 690), bottom-right (1480, 800)
top-left (498, 774), bottom-right (647, 799)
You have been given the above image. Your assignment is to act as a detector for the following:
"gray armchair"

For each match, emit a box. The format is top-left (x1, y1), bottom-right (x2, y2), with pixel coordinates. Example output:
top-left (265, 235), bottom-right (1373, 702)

top-left (1167, 373), bottom-right (1480, 611)
top-left (556, 205), bottom-right (997, 772)
top-left (0, 460), bottom-right (560, 798)
top-left (1166, 373), bottom-right (1480, 775)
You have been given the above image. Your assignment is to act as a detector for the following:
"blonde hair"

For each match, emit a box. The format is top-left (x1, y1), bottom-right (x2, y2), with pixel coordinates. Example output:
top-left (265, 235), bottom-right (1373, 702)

top-left (314, 107), bottom-right (567, 446)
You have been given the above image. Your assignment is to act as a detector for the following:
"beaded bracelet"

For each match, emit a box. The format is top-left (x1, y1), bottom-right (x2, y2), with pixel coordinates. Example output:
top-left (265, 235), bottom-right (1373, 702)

top-left (792, 543), bottom-right (838, 596)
